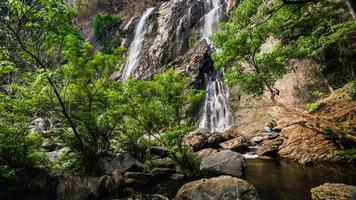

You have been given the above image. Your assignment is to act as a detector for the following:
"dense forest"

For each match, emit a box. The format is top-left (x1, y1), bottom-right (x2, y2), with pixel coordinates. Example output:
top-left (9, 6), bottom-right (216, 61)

top-left (0, 0), bottom-right (355, 199)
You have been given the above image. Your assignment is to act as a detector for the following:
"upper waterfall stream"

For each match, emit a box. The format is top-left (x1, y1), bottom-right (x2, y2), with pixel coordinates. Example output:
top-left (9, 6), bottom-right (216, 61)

top-left (198, 0), bottom-right (233, 133)
top-left (121, 7), bottom-right (155, 80)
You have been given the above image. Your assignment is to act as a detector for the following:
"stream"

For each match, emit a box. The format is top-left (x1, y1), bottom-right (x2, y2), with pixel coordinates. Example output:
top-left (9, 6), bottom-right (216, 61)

top-left (245, 158), bottom-right (356, 200)
top-left (138, 158), bottom-right (356, 199)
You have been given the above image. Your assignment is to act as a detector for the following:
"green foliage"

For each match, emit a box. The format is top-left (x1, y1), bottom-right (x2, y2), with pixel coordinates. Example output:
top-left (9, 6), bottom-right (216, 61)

top-left (0, 122), bottom-right (46, 179)
top-left (312, 90), bottom-right (325, 99)
top-left (212, 1), bottom-right (289, 99)
top-left (110, 70), bottom-right (204, 174)
top-left (213, 0), bottom-right (356, 99)
top-left (333, 149), bottom-right (356, 160)
top-left (162, 125), bottom-right (201, 176)
top-left (306, 102), bottom-right (320, 112)
top-left (350, 81), bottom-right (356, 100)
top-left (0, 0), bottom-right (205, 177)
top-left (92, 13), bottom-right (122, 50)
top-left (0, 165), bottom-right (16, 179)
top-left (35, 40), bottom-right (125, 174)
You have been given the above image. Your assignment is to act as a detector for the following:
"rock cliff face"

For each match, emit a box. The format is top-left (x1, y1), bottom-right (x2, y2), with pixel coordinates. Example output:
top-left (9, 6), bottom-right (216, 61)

top-left (77, 0), bottom-right (354, 164)
top-left (77, 0), bottom-right (234, 83)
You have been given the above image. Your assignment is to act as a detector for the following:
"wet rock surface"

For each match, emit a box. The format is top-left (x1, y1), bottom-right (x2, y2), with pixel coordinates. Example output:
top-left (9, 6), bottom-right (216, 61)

top-left (195, 148), bottom-right (218, 158)
top-left (256, 137), bottom-right (285, 157)
top-left (248, 132), bottom-right (280, 146)
top-left (176, 175), bottom-right (260, 200)
top-left (311, 183), bottom-right (356, 200)
top-left (98, 152), bottom-right (144, 175)
top-left (56, 175), bottom-right (124, 200)
top-left (200, 150), bottom-right (246, 177)
top-left (219, 136), bottom-right (248, 152)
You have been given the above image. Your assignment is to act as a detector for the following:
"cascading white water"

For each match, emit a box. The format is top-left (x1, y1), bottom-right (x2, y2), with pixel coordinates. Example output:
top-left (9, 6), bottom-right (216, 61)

top-left (121, 7), bottom-right (155, 80)
top-left (176, 6), bottom-right (192, 41)
top-left (199, 73), bottom-right (233, 132)
top-left (201, 0), bottom-right (222, 42)
top-left (199, 0), bottom-right (233, 132)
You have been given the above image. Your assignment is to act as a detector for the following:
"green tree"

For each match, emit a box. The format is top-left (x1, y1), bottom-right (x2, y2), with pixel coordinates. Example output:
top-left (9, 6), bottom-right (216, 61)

top-left (0, 0), bottom-right (125, 175)
top-left (0, 57), bottom-right (46, 179)
top-left (213, 0), bottom-right (356, 99)
top-left (111, 69), bottom-right (204, 175)
top-left (92, 13), bottom-right (122, 50)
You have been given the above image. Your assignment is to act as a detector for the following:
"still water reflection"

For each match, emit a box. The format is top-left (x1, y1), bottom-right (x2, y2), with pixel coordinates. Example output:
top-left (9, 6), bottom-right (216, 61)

top-left (245, 158), bottom-right (356, 200)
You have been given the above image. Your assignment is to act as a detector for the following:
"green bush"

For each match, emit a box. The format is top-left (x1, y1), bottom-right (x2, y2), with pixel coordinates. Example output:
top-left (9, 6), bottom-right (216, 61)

top-left (162, 125), bottom-right (201, 176)
top-left (312, 90), bottom-right (325, 99)
top-left (307, 102), bottom-right (320, 111)
top-left (333, 149), bottom-right (356, 160)
top-left (0, 123), bottom-right (46, 179)
top-left (92, 13), bottom-right (121, 49)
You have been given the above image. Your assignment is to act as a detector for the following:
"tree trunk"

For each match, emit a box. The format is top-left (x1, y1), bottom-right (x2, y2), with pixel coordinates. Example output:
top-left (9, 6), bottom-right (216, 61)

top-left (347, 0), bottom-right (356, 19)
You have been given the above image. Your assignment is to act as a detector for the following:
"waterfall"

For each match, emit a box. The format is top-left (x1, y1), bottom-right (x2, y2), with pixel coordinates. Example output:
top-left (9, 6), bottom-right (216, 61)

top-left (199, 0), bottom-right (233, 133)
top-left (121, 7), bottom-right (155, 80)
top-left (201, 0), bottom-right (222, 42)
top-left (176, 6), bottom-right (192, 41)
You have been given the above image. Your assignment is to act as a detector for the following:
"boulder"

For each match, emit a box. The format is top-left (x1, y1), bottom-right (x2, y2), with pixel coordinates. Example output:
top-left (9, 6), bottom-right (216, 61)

top-left (170, 173), bottom-right (185, 181)
top-left (248, 132), bottom-right (279, 146)
top-left (129, 193), bottom-right (170, 200)
top-left (195, 148), bottom-right (218, 158)
top-left (207, 132), bottom-right (227, 148)
top-left (150, 167), bottom-right (176, 177)
top-left (56, 175), bottom-right (123, 200)
top-left (30, 117), bottom-right (53, 135)
top-left (256, 137), bottom-right (285, 157)
top-left (222, 127), bottom-right (240, 139)
top-left (311, 183), bottom-right (356, 200)
top-left (0, 167), bottom-right (54, 200)
top-left (184, 129), bottom-right (209, 151)
top-left (42, 138), bottom-right (60, 151)
top-left (123, 172), bottom-right (154, 186)
top-left (176, 175), bottom-right (260, 200)
top-left (200, 150), bottom-right (245, 177)
top-left (98, 153), bottom-right (144, 175)
top-left (150, 146), bottom-right (168, 158)
top-left (219, 136), bottom-right (249, 152)
top-left (278, 124), bottom-right (341, 165)
top-left (152, 157), bottom-right (175, 169)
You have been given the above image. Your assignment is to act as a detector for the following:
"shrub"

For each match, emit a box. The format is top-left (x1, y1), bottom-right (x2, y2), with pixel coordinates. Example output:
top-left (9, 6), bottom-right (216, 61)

top-left (92, 13), bottom-right (122, 49)
top-left (306, 102), bottom-right (320, 111)
top-left (0, 123), bottom-right (46, 179)
top-left (162, 125), bottom-right (201, 176)
top-left (333, 149), bottom-right (356, 160)
top-left (312, 90), bottom-right (325, 99)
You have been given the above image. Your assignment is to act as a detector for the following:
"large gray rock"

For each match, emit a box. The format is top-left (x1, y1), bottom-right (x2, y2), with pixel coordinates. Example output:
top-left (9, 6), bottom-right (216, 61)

top-left (56, 175), bottom-right (123, 200)
top-left (30, 117), bottom-right (53, 135)
top-left (219, 136), bottom-right (249, 152)
top-left (123, 172), bottom-right (154, 186)
top-left (184, 128), bottom-right (209, 151)
top-left (256, 137), bottom-right (285, 157)
top-left (200, 150), bottom-right (245, 177)
top-left (195, 148), bottom-right (218, 158)
top-left (150, 146), bottom-right (168, 158)
top-left (311, 183), bottom-right (356, 200)
top-left (176, 175), bottom-right (260, 200)
top-left (98, 153), bottom-right (144, 175)
top-left (248, 132), bottom-right (280, 146)
top-left (206, 132), bottom-right (230, 148)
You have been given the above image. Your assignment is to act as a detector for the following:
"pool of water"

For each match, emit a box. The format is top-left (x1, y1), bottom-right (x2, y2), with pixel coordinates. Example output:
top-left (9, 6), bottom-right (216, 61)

top-left (245, 158), bottom-right (356, 200)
